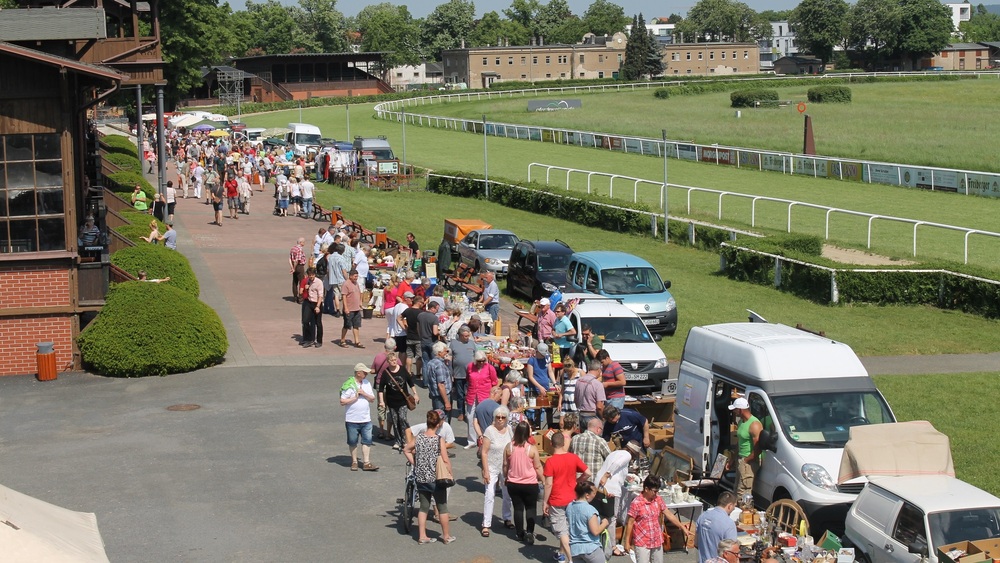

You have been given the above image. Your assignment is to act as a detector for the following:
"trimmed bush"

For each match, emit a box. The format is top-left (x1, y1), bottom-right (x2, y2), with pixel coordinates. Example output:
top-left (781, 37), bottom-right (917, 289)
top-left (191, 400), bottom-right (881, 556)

top-left (104, 151), bottom-right (143, 174)
top-left (654, 88), bottom-right (671, 99)
top-left (78, 282), bottom-right (227, 377)
top-left (102, 134), bottom-right (139, 157)
top-left (110, 244), bottom-right (199, 297)
top-left (808, 85), bottom-right (852, 103)
top-left (106, 170), bottom-right (156, 200)
top-left (731, 89), bottom-right (779, 108)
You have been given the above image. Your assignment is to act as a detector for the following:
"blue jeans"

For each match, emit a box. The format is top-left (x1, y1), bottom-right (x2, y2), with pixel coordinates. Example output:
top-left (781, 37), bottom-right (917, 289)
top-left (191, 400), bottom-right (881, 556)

top-left (486, 302), bottom-right (499, 321)
top-left (345, 421), bottom-right (373, 447)
top-left (606, 397), bottom-right (625, 411)
top-left (451, 379), bottom-right (467, 421)
top-left (302, 197), bottom-right (313, 217)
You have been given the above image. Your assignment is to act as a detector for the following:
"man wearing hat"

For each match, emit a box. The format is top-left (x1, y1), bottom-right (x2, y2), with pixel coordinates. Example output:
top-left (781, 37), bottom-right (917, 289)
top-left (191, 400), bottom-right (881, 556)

top-left (535, 297), bottom-right (556, 341)
top-left (729, 397), bottom-right (762, 496)
top-left (340, 363), bottom-right (379, 472)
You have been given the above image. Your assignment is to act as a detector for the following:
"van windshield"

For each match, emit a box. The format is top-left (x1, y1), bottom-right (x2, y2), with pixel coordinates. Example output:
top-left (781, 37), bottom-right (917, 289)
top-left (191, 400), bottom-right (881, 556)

top-left (600, 267), bottom-right (664, 295)
top-left (361, 149), bottom-right (394, 160)
top-left (296, 133), bottom-right (322, 146)
top-left (581, 316), bottom-right (654, 344)
top-left (929, 508), bottom-right (1000, 551)
top-left (770, 392), bottom-right (894, 447)
top-left (538, 253), bottom-right (571, 271)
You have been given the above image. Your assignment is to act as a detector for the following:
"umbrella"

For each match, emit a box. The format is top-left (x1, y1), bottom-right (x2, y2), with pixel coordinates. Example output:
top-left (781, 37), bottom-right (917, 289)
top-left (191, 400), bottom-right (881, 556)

top-left (208, 129), bottom-right (229, 138)
top-left (0, 483), bottom-right (110, 562)
top-left (191, 124), bottom-right (215, 132)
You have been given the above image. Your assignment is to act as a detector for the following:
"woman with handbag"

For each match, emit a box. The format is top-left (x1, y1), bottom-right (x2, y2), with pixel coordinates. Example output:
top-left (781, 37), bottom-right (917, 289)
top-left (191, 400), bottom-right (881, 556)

top-left (503, 420), bottom-right (544, 544)
top-left (480, 405), bottom-right (514, 537)
top-left (377, 352), bottom-right (418, 452)
top-left (403, 410), bottom-right (455, 545)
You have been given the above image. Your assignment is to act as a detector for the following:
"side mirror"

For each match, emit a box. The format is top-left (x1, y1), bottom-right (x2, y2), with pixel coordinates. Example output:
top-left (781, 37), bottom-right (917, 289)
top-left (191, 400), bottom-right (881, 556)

top-left (759, 429), bottom-right (778, 453)
top-left (908, 539), bottom-right (928, 557)
top-left (663, 280), bottom-right (672, 290)
top-left (653, 334), bottom-right (662, 342)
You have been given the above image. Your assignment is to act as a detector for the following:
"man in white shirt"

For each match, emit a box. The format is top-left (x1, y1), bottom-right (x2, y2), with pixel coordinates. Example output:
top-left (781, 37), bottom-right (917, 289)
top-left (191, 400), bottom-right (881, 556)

top-left (595, 440), bottom-right (642, 558)
top-left (481, 271), bottom-right (500, 321)
top-left (300, 177), bottom-right (315, 218)
top-left (340, 363), bottom-right (378, 472)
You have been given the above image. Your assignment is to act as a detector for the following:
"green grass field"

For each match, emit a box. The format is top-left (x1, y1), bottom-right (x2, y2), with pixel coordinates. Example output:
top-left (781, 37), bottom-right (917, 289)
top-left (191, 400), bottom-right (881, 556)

top-left (415, 79), bottom-right (1000, 172)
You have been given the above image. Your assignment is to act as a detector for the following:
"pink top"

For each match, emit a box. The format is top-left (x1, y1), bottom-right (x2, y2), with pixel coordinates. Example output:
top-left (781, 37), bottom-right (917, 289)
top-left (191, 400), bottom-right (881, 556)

top-left (383, 284), bottom-right (398, 313)
top-left (506, 443), bottom-right (537, 485)
top-left (466, 361), bottom-right (498, 405)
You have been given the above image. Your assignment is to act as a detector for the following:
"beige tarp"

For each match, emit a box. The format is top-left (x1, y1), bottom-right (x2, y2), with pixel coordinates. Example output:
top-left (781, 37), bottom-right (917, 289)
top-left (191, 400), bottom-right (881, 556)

top-left (838, 420), bottom-right (955, 483)
top-left (0, 483), bottom-right (110, 562)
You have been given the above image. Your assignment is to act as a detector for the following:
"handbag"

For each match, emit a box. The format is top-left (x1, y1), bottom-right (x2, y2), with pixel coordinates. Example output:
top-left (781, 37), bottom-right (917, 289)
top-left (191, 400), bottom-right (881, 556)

top-left (387, 369), bottom-right (417, 411)
top-left (435, 454), bottom-right (455, 488)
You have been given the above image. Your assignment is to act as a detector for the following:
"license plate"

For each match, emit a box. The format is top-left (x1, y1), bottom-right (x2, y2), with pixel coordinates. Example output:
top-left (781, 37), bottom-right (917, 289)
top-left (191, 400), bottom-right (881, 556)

top-left (625, 373), bottom-right (649, 381)
top-left (642, 318), bottom-right (660, 326)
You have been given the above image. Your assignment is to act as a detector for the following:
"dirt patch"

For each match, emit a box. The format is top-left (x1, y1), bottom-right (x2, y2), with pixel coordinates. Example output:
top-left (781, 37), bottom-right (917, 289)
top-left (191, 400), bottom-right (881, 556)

top-left (822, 244), bottom-right (915, 266)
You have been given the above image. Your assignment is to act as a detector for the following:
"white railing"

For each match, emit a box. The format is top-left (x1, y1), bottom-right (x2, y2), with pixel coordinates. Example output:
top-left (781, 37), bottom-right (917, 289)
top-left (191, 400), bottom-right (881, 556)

top-left (374, 72), bottom-right (1000, 198)
top-left (527, 162), bottom-right (1000, 264)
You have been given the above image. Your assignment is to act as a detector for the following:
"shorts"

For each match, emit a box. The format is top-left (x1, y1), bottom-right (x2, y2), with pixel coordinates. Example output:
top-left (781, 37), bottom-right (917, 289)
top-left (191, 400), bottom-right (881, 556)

top-left (343, 310), bottom-right (362, 329)
top-left (394, 335), bottom-right (408, 354)
top-left (418, 485), bottom-right (448, 514)
top-left (406, 340), bottom-right (421, 361)
top-left (549, 504), bottom-right (569, 538)
top-left (166, 202), bottom-right (175, 215)
top-left (292, 196), bottom-right (303, 205)
top-left (278, 199), bottom-right (288, 209)
top-left (345, 421), bottom-right (373, 447)
top-left (213, 201), bottom-right (223, 212)
top-left (227, 196), bottom-right (239, 209)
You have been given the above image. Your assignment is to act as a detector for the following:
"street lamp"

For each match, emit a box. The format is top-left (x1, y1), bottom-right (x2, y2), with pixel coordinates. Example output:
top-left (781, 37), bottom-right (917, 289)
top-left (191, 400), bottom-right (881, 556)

top-left (483, 114), bottom-right (489, 198)
top-left (662, 129), bottom-right (669, 243)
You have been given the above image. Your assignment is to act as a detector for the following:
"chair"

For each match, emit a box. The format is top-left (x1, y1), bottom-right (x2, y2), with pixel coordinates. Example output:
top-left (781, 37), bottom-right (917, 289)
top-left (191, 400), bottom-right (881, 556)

top-left (651, 446), bottom-right (694, 485)
top-left (765, 498), bottom-right (810, 537)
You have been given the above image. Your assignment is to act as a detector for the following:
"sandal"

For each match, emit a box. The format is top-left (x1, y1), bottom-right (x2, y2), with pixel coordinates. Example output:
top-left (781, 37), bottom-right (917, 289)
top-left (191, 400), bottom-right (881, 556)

top-left (354, 343), bottom-right (366, 349)
top-left (362, 462), bottom-right (379, 471)
top-left (418, 537), bottom-right (437, 545)
top-left (504, 520), bottom-right (515, 529)
top-left (350, 461), bottom-right (358, 471)
top-left (442, 536), bottom-right (457, 545)
top-left (481, 528), bottom-right (490, 538)
top-left (338, 341), bottom-right (349, 348)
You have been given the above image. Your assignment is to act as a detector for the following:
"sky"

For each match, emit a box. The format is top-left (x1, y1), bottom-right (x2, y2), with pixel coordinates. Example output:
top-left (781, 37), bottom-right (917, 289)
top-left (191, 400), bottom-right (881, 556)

top-left (225, 0), bottom-right (802, 19)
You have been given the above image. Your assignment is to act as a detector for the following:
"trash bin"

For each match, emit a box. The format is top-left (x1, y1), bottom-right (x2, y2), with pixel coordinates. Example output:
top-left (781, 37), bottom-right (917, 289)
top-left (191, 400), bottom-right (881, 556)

top-left (36, 342), bottom-right (57, 381)
top-left (375, 227), bottom-right (387, 248)
top-left (424, 250), bottom-right (437, 263)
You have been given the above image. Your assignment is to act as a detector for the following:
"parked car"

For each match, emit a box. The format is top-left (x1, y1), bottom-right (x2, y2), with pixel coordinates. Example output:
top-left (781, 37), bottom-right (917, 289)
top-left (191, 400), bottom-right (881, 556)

top-left (845, 475), bottom-right (1000, 563)
top-left (506, 239), bottom-right (573, 300)
top-left (564, 251), bottom-right (677, 336)
top-left (457, 229), bottom-right (519, 276)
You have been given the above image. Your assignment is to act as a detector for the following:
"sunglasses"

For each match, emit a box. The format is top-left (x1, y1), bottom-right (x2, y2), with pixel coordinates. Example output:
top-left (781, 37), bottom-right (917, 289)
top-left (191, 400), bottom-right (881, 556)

top-left (495, 416), bottom-right (507, 420)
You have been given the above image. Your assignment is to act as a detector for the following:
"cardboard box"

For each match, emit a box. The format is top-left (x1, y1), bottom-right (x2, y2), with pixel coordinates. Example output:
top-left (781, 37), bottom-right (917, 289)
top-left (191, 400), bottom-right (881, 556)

top-left (541, 428), bottom-right (557, 455)
top-left (937, 541), bottom-right (989, 563)
top-left (665, 520), bottom-right (696, 551)
top-left (837, 548), bottom-right (855, 563)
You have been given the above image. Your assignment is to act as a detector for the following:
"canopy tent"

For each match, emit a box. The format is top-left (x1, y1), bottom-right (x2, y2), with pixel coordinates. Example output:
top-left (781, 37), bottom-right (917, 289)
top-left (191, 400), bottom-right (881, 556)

top-left (207, 129), bottom-right (229, 137)
top-left (838, 420), bottom-right (955, 483)
top-left (169, 114), bottom-right (201, 128)
top-left (0, 483), bottom-right (110, 562)
top-left (190, 124), bottom-right (215, 132)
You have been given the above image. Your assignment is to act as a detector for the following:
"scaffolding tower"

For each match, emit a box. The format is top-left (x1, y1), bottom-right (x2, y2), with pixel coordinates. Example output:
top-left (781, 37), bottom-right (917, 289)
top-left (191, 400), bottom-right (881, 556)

top-left (217, 68), bottom-right (245, 118)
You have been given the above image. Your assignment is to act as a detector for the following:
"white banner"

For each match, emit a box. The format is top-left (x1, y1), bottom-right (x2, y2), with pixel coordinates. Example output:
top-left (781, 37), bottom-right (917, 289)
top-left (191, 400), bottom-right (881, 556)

top-left (962, 173), bottom-right (1000, 197)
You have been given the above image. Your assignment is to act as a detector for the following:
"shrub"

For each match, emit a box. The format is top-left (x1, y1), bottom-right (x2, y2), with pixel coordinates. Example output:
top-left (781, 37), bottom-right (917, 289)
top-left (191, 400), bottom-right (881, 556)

top-left (731, 89), bottom-right (779, 108)
top-left (78, 282), bottom-right (227, 377)
top-left (654, 88), bottom-right (671, 99)
top-left (102, 134), bottom-right (138, 157)
top-left (106, 170), bottom-right (156, 200)
top-left (103, 151), bottom-right (143, 174)
top-left (110, 244), bottom-right (199, 297)
top-left (808, 85), bottom-right (852, 103)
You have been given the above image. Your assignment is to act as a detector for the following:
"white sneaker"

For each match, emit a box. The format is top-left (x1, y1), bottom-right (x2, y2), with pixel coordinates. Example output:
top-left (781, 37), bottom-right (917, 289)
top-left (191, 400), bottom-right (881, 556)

top-left (463, 443), bottom-right (476, 450)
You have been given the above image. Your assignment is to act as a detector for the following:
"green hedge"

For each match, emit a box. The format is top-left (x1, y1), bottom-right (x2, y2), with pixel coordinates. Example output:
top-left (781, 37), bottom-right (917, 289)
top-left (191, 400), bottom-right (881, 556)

top-left (106, 170), bottom-right (156, 200)
top-left (731, 89), bottom-right (779, 108)
top-left (654, 88), bottom-right (671, 99)
top-left (104, 151), bottom-right (143, 174)
top-left (102, 134), bottom-right (139, 157)
top-left (78, 282), bottom-right (226, 377)
top-left (110, 244), bottom-right (199, 297)
top-left (428, 172), bottom-right (654, 237)
top-left (113, 215), bottom-right (163, 245)
top-left (808, 85), bottom-right (852, 103)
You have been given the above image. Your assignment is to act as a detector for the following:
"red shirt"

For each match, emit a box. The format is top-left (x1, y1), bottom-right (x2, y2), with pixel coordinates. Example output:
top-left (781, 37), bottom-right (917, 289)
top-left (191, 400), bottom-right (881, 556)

top-left (543, 452), bottom-right (588, 508)
top-left (602, 361), bottom-right (626, 399)
top-left (627, 493), bottom-right (667, 549)
top-left (225, 178), bottom-right (238, 198)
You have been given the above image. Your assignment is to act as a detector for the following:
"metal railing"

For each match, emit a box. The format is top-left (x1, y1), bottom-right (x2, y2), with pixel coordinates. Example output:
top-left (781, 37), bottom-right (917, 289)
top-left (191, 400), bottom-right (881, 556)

top-left (373, 72), bottom-right (1000, 198)
top-left (526, 162), bottom-right (1000, 264)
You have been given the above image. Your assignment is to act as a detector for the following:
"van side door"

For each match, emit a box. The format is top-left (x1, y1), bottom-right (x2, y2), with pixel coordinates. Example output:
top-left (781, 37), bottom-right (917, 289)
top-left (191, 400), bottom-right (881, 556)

top-left (674, 365), bottom-right (713, 474)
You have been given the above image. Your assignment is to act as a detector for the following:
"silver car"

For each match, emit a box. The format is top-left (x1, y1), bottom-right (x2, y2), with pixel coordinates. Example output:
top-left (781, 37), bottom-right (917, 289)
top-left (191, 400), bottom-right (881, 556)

top-left (457, 229), bottom-right (519, 276)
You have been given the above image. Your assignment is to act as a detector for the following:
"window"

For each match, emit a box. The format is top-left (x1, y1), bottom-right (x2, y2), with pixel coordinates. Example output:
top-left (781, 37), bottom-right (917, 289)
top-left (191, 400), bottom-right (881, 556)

top-left (710, 52), bottom-right (715, 60)
top-left (0, 134), bottom-right (66, 253)
top-left (698, 52), bottom-right (703, 60)
top-left (533, 56), bottom-right (537, 64)
top-left (686, 52), bottom-right (691, 60)
top-left (573, 263), bottom-right (586, 287)
top-left (672, 53), bottom-right (679, 61)
top-left (521, 56), bottom-right (526, 65)
top-left (560, 72), bottom-right (566, 77)
top-left (545, 56), bottom-right (550, 64)
top-left (414, 72), bottom-right (420, 77)
top-left (585, 268), bottom-right (599, 292)
top-left (599, 55), bottom-right (604, 63)
top-left (482, 57), bottom-right (488, 65)
top-left (521, 74), bottom-right (527, 78)
top-left (598, 71), bottom-right (605, 78)
top-left (580, 55), bottom-right (585, 63)
top-left (558, 55), bottom-right (567, 64)
top-left (545, 73), bottom-right (551, 78)
top-left (508, 57), bottom-right (513, 65)
top-left (495, 57), bottom-right (500, 65)
top-left (673, 69), bottom-right (679, 74)
top-left (733, 51), bottom-right (737, 59)
top-left (396, 72), bottom-right (403, 77)
top-left (744, 51), bottom-right (749, 59)
top-left (686, 69), bottom-right (691, 74)
top-left (710, 68), bottom-right (715, 72)
top-left (721, 51), bottom-right (725, 59)
top-left (617, 54), bottom-right (622, 63)
top-left (892, 503), bottom-right (927, 548)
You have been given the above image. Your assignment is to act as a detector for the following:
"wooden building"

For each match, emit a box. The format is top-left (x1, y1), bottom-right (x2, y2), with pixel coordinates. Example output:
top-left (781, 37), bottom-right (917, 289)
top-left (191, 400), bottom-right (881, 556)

top-left (773, 55), bottom-right (826, 75)
top-left (229, 52), bottom-right (393, 103)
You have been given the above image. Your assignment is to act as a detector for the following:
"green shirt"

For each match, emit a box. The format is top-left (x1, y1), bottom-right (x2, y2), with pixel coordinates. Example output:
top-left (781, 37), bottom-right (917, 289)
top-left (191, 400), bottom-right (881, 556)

top-left (737, 415), bottom-right (760, 458)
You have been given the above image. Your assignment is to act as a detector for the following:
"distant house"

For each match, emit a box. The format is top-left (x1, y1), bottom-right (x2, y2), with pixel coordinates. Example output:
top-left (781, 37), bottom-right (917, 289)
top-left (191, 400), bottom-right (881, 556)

top-left (389, 61), bottom-right (444, 91)
top-left (924, 43), bottom-right (989, 70)
top-left (759, 21), bottom-right (799, 70)
top-left (981, 42), bottom-right (1000, 68)
top-left (662, 43), bottom-right (760, 76)
top-left (773, 55), bottom-right (825, 75)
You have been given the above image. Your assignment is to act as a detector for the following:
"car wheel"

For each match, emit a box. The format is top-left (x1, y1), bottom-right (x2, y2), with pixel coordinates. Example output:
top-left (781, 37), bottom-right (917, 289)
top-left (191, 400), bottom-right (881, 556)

top-left (855, 551), bottom-right (871, 563)
top-left (474, 260), bottom-right (481, 273)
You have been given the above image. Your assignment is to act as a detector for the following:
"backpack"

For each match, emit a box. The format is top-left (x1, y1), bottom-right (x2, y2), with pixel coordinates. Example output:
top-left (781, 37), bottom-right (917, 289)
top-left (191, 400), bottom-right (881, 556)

top-left (315, 255), bottom-right (329, 278)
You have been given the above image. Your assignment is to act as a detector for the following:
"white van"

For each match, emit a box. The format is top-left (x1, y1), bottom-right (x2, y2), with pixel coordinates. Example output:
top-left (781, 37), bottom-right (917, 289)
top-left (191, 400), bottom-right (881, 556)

top-left (285, 123), bottom-right (322, 156)
top-left (673, 322), bottom-right (896, 530)
top-left (560, 293), bottom-right (672, 395)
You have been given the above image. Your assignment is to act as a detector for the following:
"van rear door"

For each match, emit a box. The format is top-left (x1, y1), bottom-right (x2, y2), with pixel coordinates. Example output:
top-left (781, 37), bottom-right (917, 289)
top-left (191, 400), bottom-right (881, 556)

top-left (674, 365), bottom-right (713, 473)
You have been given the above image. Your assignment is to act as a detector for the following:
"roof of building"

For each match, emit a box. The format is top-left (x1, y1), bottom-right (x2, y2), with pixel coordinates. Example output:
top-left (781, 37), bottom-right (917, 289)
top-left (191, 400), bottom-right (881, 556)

top-left (231, 52), bottom-right (387, 63)
top-left (0, 6), bottom-right (107, 41)
top-left (945, 42), bottom-right (988, 50)
top-left (0, 41), bottom-right (124, 80)
top-left (200, 65), bottom-right (257, 80)
top-left (980, 41), bottom-right (1000, 49)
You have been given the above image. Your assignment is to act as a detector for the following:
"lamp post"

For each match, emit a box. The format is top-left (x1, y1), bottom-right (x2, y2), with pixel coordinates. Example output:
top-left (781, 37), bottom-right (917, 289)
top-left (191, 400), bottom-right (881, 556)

top-left (297, 100), bottom-right (302, 122)
top-left (483, 114), bottom-right (489, 198)
top-left (662, 129), bottom-right (669, 243)
top-left (401, 108), bottom-right (406, 168)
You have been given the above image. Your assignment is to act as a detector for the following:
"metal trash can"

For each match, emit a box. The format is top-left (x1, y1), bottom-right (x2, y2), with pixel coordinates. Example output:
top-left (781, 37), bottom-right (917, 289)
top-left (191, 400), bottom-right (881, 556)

top-left (36, 341), bottom-right (57, 381)
top-left (375, 227), bottom-right (387, 248)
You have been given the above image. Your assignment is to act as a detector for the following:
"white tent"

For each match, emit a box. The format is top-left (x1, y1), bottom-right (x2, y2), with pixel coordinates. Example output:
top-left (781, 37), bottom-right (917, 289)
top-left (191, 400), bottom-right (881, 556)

top-left (170, 114), bottom-right (202, 128)
top-left (0, 483), bottom-right (110, 562)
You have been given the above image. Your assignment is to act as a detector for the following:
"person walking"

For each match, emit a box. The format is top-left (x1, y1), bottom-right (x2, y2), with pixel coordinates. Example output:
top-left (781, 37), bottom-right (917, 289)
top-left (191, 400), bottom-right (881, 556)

top-left (566, 480), bottom-right (611, 563)
top-left (339, 269), bottom-right (365, 348)
top-left (480, 405), bottom-right (514, 538)
top-left (301, 267), bottom-right (324, 348)
top-left (503, 420), bottom-right (544, 545)
top-left (595, 440), bottom-right (644, 558)
top-left (448, 326), bottom-right (476, 422)
top-left (598, 350), bottom-right (627, 411)
top-left (377, 352), bottom-right (418, 451)
top-left (695, 492), bottom-right (738, 563)
top-left (340, 363), bottom-right (378, 472)
top-left (289, 238), bottom-right (307, 304)
top-left (424, 342), bottom-right (452, 414)
top-left (623, 475), bottom-right (692, 563)
top-left (402, 410), bottom-right (455, 544)
top-left (465, 351), bottom-right (499, 447)
top-left (165, 180), bottom-right (176, 222)
top-left (481, 270), bottom-right (500, 321)
top-left (544, 431), bottom-right (592, 563)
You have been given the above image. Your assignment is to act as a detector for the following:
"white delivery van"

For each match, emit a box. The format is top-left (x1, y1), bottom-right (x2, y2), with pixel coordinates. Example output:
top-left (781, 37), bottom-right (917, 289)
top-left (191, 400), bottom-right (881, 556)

top-left (285, 123), bottom-right (322, 156)
top-left (673, 322), bottom-right (896, 531)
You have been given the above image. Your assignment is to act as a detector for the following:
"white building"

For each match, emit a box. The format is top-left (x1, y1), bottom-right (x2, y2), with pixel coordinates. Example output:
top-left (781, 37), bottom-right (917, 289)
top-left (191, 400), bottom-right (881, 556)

top-left (388, 61), bottom-right (443, 91)
top-left (759, 21), bottom-right (798, 69)
top-left (624, 21), bottom-right (676, 44)
top-left (945, 2), bottom-right (973, 32)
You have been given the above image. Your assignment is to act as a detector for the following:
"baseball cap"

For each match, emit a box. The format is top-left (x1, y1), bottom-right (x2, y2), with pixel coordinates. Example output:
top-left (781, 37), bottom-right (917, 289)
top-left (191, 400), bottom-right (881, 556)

top-left (728, 397), bottom-right (749, 411)
top-left (536, 343), bottom-right (549, 354)
top-left (166, 221), bottom-right (174, 226)
top-left (539, 297), bottom-right (550, 306)
top-left (353, 363), bottom-right (374, 373)
top-left (433, 409), bottom-right (446, 420)
top-left (403, 291), bottom-right (415, 298)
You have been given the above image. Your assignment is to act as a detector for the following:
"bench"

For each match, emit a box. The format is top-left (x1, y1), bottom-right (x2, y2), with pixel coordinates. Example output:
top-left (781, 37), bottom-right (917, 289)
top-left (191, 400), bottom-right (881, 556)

top-left (516, 310), bottom-right (538, 338)
top-left (442, 262), bottom-right (475, 291)
top-left (312, 203), bottom-right (342, 224)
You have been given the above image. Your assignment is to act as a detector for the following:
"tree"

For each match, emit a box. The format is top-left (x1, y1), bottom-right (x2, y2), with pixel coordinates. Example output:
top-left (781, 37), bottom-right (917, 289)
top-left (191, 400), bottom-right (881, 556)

top-left (468, 11), bottom-right (530, 47)
top-left (789, 0), bottom-right (849, 62)
top-left (0, 0), bottom-right (17, 8)
top-left (536, 0), bottom-right (576, 43)
top-left (621, 13), bottom-right (661, 80)
top-left (759, 9), bottom-right (792, 21)
top-left (582, 0), bottom-right (629, 36)
top-left (643, 18), bottom-right (665, 77)
top-left (421, 0), bottom-right (476, 60)
top-left (895, 0), bottom-right (954, 68)
top-left (241, 0), bottom-right (301, 55)
top-left (960, 4), bottom-right (1000, 41)
top-left (547, 16), bottom-right (590, 44)
top-left (296, 0), bottom-right (349, 53)
top-left (846, 0), bottom-right (901, 69)
top-left (666, 13), bottom-right (683, 24)
top-left (356, 3), bottom-right (421, 71)
top-left (676, 0), bottom-right (771, 43)
top-left (159, 0), bottom-right (239, 106)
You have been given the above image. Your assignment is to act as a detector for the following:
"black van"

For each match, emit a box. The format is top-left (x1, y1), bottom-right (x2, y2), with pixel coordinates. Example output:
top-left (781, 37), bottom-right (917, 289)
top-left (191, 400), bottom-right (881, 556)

top-left (506, 240), bottom-right (573, 300)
